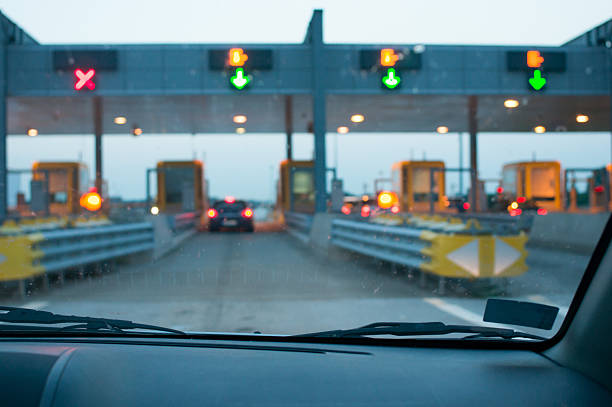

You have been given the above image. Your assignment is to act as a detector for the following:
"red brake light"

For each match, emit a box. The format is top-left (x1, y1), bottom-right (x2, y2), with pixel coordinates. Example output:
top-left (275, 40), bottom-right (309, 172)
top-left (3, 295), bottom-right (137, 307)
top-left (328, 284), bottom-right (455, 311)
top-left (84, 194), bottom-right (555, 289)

top-left (361, 205), bottom-right (371, 217)
top-left (242, 208), bottom-right (253, 218)
top-left (517, 196), bottom-right (526, 204)
top-left (341, 205), bottom-right (351, 215)
top-left (537, 208), bottom-right (548, 215)
top-left (207, 208), bottom-right (218, 218)
top-left (594, 185), bottom-right (604, 193)
top-left (224, 196), bottom-right (236, 203)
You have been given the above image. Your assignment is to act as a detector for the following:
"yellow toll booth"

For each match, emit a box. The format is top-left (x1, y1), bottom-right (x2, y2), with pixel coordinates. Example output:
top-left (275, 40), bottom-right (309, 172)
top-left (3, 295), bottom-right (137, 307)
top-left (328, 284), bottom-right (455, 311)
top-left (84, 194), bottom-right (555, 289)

top-left (156, 161), bottom-right (206, 214)
top-left (391, 161), bottom-right (446, 212)
top-left (32, 162), bottom-right (90, 216)
top-left (278, 160), bottom-right (315, 213)
top-left (501, 161), bottom-right (562, 211)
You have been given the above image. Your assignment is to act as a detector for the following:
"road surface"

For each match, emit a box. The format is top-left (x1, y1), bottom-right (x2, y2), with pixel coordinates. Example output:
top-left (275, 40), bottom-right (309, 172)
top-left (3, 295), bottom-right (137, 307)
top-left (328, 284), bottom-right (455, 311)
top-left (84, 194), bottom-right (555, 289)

top-left (7, 230), bottom-right (588, 336)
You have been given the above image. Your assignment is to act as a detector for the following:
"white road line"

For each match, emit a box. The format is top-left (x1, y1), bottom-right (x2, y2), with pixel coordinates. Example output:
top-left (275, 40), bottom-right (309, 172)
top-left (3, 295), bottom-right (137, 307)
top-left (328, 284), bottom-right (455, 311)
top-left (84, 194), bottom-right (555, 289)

top-left (21, 301), bottom-right (48, 310)
top-left (423, 297), bottom-right (516, 330)
top-left (423, 297), bottom-right (484, 326)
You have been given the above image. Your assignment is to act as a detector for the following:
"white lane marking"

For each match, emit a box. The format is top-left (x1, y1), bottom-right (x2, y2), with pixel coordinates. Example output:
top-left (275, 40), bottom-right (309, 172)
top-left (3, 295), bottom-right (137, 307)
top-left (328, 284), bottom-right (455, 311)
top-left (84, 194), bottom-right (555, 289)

top-left (424, 297), bottom-right (484, 325)
top-left (21, 301), bottom-right (48, 310)
top-left (423, 297), bottom-right (516, 330)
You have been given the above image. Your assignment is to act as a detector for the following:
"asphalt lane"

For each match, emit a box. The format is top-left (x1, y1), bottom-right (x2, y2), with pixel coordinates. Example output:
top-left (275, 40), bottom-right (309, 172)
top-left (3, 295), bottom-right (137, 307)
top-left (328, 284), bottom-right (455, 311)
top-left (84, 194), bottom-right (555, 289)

top-left (8, 230), bottom-right (590, 336)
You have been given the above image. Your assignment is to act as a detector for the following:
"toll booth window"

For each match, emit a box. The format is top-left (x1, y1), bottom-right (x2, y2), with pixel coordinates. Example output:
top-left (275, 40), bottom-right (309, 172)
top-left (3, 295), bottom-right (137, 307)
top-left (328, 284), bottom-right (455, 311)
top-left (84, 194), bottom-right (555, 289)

top-left (292, 170), bottom-right (315, 212)
top-left (164, 167), bottom-right (194, 204)
top-left (50, 191), bottom-right (68, 204)
top-left (80, 167), bottom-right (89, 193)
top-left (47, 170), bottom-right (69, 204)
top-left (412, 168), bottom-right (439, 203)
top-left (502, 168), bottom-right (517, 195)
top-left (531, 167), bottom-right (556, 201)
top-left (391, 169), bottom-right (400, 194)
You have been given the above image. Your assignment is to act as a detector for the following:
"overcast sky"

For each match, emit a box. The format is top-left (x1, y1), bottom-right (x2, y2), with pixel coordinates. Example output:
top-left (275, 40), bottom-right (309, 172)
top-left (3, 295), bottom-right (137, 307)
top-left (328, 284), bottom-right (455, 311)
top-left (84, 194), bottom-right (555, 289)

top-left (2, 0), bottom-right (611, 200)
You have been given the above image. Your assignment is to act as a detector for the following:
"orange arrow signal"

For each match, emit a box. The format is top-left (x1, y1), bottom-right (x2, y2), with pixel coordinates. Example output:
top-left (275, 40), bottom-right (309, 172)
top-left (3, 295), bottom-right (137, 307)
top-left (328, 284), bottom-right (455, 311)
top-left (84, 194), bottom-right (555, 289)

top-left (380, 49), bottom-right (399, 67)
top-left (228, 48), bottom-right (248, 67)
top-left (527, 50), bottom-right (544, 68)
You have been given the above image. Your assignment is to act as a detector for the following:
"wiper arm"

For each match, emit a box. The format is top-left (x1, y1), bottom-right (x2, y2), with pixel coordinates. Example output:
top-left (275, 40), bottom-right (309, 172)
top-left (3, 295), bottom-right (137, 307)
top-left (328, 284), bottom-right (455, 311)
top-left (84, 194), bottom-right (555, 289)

top-left (0, 306), bottom-right (186, 335)
top-left (293, 321), bottom-right (545, 341)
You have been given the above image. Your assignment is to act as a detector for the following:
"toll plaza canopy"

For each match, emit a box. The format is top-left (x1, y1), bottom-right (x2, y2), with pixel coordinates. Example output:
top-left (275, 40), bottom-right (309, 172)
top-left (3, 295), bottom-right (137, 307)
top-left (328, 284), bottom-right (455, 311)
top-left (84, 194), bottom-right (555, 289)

top-left (0, 10), bottom-right (610, 216)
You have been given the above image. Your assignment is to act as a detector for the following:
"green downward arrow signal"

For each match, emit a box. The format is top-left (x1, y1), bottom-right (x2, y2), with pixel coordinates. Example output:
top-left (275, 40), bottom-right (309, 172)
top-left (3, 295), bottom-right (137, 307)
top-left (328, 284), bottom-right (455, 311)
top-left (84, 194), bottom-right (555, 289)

top-left (529, 69), bottom-right (546, 91)
top-left (230, 68), bottom-right (250, 90)
top-left (382, 68), bottom-right (401, 89)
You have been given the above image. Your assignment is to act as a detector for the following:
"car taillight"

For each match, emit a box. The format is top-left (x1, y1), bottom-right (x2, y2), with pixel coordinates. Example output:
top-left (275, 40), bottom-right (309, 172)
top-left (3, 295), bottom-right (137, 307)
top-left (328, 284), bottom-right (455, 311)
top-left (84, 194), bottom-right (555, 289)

top-left (341, 205), bottom-right (351, 215)
top-left (207, 208), bottom-right (218, 218)
top-left (537, 208), bottom-right (548, 215)
top-left (517, 196), bottom-right (526, 204)
top-left (242, 208), bottom-right (253, 218)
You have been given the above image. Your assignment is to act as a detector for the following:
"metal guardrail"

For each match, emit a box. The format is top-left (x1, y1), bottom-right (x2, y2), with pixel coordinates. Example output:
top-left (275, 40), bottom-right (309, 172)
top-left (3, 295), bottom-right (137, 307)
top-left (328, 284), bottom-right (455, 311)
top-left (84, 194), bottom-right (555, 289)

top-left (37, 223), bottom-right (154, 273)
top-left (285, 212), bottom-right (313, 234)
top-left (332, 218), bottom-right (427, 269)
top-left (0, 223), bottom-right (154, 286)
top-left (170, 212), bottom-right (199, 232)
top-left (284, 212), bottom-right (314, 243)
top-left (330, 218), bottom-right (528, 285)
top-left (452, 212), bottom-right (535, 233)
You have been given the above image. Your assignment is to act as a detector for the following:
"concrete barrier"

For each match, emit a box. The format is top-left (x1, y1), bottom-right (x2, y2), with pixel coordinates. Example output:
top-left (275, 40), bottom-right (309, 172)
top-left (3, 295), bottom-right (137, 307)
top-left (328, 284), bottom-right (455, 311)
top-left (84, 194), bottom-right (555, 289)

top-left (527, 213), bottom-right (609, 255)
top-left (308, 213), bottom-right (336, 251)
top-left (149, 214), bottom-right (196, 260)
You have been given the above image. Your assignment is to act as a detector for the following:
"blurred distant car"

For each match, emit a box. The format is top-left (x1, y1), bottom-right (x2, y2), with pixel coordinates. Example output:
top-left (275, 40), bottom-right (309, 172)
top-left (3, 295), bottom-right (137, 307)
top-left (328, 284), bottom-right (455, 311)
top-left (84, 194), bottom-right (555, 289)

top-left (207, 197), bottom-right (254, 232)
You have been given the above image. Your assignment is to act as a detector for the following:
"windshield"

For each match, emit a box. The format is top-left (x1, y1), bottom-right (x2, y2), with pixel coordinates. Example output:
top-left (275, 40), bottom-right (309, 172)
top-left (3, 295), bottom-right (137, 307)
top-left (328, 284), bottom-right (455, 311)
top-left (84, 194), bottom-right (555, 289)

top-left (0, 0), bottom-right (611, 341)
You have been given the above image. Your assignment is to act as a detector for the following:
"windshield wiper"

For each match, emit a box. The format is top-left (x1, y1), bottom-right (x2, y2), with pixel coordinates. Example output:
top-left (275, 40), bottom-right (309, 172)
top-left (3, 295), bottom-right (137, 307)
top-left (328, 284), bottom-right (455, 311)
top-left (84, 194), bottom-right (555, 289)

top-left (293, 321), bottom-right (545, 341)
top-left (0, 306), bottom-right (186, 335)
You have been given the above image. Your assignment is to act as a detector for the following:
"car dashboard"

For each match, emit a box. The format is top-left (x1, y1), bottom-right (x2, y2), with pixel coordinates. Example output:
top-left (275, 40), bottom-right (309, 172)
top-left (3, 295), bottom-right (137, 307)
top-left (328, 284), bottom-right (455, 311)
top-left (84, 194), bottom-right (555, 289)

top-left (2, 337), bottom-right (611, 407)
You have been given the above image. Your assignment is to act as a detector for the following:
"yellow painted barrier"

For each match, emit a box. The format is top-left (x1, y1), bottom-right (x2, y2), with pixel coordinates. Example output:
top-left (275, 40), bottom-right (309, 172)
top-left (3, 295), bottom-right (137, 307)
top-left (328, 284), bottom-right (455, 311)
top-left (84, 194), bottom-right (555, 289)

top-left (420, 231), bottom-right (528, 279)
top-left (0, 233), bottom-right (45, 282)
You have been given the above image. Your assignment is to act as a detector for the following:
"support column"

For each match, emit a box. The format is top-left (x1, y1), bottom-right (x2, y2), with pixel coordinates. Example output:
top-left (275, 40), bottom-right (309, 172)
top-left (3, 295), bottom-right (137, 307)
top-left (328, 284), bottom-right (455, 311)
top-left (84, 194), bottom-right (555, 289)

top-left (308, 10), bottom-right (327, 213)
top-left (0, 39), bottom-right (7, 221)
top-left (93, 97), bottom-right (103, 193)
top-left (458, 132), bottom-right (464, 196)
top-left (468, 96), bottom-right (479, 212)
top-left (285, 95), bottom-right (293, 160)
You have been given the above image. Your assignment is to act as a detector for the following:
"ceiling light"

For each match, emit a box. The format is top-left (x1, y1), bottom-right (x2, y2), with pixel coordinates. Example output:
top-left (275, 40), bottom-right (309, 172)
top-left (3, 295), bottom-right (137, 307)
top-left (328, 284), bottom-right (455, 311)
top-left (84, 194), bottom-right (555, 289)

top-left (114, 116), bottom-right (127, 125)
top-left (575, 114), bottom-right (589, 123)
top-left (236, 127), bottom-right (246, 134)
top-left (350, 114), bottom-right (365, 123)
top-left (504, 99), bottom-right (519, 108)
top-left (533, 125), bottom-right (546, 134)
top-left (27, 128), bottom-right (38, 137)
top-left (436, 126), bottom-right (449, 134)
top-left (233, 115), bottom-right (247, 124)
top-left (337, 126), bottom-right (349, 134)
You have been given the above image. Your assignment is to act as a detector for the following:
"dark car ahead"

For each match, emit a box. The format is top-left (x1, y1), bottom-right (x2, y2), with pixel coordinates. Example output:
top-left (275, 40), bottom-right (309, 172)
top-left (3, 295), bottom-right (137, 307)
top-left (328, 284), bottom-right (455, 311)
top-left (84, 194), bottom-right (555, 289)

top-left (207, 197), bottom-right (254, 232)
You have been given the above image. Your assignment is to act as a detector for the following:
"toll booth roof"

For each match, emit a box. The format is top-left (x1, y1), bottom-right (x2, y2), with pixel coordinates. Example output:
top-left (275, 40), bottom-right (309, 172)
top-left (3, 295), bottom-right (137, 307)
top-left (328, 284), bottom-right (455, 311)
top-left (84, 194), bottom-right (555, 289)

top-left (8, 94), bottom-right (610, 135)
